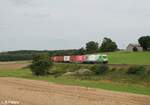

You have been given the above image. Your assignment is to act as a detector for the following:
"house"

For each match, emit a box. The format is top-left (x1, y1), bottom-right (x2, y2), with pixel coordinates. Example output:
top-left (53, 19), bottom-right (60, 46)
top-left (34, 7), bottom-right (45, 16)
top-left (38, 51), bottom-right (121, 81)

top-left (126, 44), bottom-right (143, 52)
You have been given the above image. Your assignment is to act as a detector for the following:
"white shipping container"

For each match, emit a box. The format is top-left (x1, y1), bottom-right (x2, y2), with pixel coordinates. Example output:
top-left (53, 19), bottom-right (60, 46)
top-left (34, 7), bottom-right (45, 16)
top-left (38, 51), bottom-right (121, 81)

top-left (64, 56), bottom-right (70, 62)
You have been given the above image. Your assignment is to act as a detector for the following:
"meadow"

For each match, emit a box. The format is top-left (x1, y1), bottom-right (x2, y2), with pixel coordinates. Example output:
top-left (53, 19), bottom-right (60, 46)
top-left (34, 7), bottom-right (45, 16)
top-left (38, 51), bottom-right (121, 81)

top-left (108, 51), bottom-right (150, 65)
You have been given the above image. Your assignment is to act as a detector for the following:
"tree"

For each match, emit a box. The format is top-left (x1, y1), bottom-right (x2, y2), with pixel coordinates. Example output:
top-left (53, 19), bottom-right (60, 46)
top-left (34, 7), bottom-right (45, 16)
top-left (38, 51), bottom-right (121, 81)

top-left (100, 37), bottom-right (118, 52)
top-left (30, 53), bottom-right (53, 76)
top-left (85, 41), bottom-right (99, 53)
top-left (138, 36), bottom-right (150, 51)
top-left (78, 47), bottom-right (85, 55)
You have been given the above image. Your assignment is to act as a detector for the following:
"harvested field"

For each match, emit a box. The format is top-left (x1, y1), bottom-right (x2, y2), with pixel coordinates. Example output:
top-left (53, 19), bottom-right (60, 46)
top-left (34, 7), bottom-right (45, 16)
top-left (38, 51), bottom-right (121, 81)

top-left (0, 77), bottom-right (149, 105)
top-left (0, 61), bottom-right (30, 70)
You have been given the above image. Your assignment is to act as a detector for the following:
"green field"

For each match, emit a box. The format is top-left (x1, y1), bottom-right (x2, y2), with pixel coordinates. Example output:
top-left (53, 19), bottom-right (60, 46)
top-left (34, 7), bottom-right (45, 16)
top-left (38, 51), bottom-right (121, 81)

top-left (107, 51), bottom-right (150, 65)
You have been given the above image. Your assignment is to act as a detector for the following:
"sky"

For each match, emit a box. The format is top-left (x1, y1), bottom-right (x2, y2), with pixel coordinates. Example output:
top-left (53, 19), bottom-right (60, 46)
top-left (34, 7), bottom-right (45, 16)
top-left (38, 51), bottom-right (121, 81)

top-left (0, 0), bottom-right (150, 51)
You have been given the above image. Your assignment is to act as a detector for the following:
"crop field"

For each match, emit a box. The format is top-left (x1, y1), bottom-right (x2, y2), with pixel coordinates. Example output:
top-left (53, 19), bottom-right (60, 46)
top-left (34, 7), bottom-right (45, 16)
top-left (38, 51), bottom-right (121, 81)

top-left (1, 77), bottom-right (150, 105)
top-left (0, 61), bottom-right (30, 70)
top-left (0, 62), bottom-right (150, 94)
top-left (0, 58), bottom-right (150, 105)
top-left (108, 51), bottom-right (150, 65)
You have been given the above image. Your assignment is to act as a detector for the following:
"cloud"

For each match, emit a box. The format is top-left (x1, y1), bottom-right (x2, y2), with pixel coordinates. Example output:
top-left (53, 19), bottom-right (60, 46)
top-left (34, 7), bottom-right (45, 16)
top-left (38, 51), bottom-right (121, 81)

top-left (0, 0), bottom-right (150, 51)
top-left (8, 0), bottom-right (32, 6)
top-left (23, 11), bottom-right (52, 18)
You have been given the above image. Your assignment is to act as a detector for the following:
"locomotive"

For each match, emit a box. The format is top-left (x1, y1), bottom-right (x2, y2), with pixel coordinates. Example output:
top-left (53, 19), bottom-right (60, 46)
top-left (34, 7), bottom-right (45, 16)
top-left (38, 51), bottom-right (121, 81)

top-left (51, 53), bottom-right (108, 64)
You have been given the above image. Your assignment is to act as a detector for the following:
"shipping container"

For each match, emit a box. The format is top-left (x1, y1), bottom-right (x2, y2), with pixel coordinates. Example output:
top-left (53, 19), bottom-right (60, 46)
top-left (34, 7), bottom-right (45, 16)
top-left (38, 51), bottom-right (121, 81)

top-left (70, 55), bottom-right (86, 63)
top-left (76, 55), bottom-right (86, 62)
top-left (64, 56), bottom-right (70, 62)
top-left (75, 55), bottom-right (86, 63)
top-left (52, 56), bottom-right (64, 62)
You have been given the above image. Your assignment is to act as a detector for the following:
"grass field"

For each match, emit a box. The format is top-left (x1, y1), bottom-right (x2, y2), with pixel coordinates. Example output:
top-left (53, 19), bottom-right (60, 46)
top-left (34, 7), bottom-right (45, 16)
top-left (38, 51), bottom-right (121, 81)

top-left (107, 51), bottom-right (150, 65)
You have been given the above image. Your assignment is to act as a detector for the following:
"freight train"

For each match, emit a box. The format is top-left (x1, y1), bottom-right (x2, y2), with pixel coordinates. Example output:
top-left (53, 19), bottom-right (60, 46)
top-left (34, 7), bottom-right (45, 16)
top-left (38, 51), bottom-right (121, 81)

top-left (51, 54), bottom-right (108, 64)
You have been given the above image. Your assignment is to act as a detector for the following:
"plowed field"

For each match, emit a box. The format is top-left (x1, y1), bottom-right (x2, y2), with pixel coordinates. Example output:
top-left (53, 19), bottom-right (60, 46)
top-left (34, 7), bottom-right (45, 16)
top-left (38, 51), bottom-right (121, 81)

top-left (0, 77), bottom-right (149, 105)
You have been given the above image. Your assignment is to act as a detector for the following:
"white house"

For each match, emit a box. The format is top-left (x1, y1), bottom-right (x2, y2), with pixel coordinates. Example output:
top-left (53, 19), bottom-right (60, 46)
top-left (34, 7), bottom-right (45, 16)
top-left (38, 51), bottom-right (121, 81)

top-left (126, 44), bottom-right (143, 52)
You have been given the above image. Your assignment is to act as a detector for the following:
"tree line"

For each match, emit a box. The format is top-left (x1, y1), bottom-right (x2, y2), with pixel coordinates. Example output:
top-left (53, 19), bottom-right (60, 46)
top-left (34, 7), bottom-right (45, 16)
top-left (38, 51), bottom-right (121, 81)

top-left (85, 37), bottom-right (118, 54)
top-left (0, 36), bottom-right (149, 61)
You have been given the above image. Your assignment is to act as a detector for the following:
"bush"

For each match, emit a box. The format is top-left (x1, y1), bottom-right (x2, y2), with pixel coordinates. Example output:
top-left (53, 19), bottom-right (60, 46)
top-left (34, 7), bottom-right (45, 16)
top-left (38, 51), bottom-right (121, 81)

top-left (63, 72), bottom-right (76, 76)
top-left (50, 67), bottom-right (66, 75)
top-left (30, 53), bottom-right (53, 76)
top-left (91, 65), bottom-right (109, 75)
top-left (63, 69), bottom-right (93, 77)
top-left (76, 69), bottom-right (93, 76)
top-left (110, 67), bottom-right (117, 72)
top-left (127, 66), bottom-right (146, 75)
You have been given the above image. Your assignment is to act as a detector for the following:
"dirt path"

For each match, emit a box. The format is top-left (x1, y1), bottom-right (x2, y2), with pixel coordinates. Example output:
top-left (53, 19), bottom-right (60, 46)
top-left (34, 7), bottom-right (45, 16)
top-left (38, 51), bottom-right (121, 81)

top-left (0, 77), bottom-right (149, 105)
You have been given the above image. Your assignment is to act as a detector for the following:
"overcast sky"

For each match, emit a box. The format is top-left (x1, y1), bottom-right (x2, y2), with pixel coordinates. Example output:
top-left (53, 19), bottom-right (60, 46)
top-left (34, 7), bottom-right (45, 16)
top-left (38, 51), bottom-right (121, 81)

top-left (0, 0), bottom-right (150, 51)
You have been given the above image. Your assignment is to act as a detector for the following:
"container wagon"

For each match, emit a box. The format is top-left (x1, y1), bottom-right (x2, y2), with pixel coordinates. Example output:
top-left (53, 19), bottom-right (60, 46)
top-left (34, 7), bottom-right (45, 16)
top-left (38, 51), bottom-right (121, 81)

top-left (51, 53), bottom-right (108, 64)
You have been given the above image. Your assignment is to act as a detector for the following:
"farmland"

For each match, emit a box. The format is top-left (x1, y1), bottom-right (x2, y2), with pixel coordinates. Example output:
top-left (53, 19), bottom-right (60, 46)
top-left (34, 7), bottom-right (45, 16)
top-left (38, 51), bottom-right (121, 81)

top-left (0, 52), bottom-right (150, 105)
top-left (1, 0), bottom-right (150, 104)
top-left (1, 77), bottom-right (150, 105)
top-left (0, 61), bottom-right (150, 95)
top-left (108, 51), bottom-right (150, 65)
